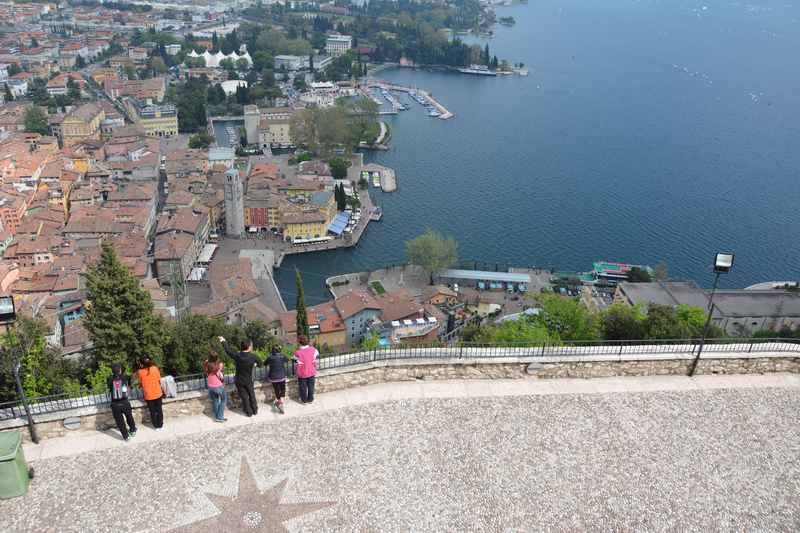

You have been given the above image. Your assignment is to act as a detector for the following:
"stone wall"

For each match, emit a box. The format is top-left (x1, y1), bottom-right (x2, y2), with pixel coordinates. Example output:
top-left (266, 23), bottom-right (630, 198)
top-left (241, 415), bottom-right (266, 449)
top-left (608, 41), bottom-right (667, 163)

top-left (2, 353), bottom-right (798, 443)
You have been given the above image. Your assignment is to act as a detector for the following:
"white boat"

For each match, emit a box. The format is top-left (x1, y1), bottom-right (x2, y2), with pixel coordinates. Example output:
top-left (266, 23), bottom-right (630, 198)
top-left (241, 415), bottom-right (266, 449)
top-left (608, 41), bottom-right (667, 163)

top-left (428, 109), bottom-right (441, 117)
top-left (458, 64), bottom-right (497, 76)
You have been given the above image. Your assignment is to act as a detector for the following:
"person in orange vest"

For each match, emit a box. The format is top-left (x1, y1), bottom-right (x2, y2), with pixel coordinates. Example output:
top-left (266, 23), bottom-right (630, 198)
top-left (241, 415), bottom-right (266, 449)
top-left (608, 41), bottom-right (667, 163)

top-left (137, 356), bottom-right (164, 431)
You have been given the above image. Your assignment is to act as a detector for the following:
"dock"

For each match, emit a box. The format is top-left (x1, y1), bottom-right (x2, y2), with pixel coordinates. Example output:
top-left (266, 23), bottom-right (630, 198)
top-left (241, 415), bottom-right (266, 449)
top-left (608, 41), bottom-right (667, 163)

top-left (367, 80), bottom-right (454, 120)
top-left (362, 163), bottom-right (397, 192)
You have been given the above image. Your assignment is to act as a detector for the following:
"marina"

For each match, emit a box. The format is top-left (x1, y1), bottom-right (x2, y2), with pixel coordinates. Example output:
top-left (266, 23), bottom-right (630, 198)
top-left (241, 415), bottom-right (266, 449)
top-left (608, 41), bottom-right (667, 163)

top-left (364, 80), bottom-right (455, 120)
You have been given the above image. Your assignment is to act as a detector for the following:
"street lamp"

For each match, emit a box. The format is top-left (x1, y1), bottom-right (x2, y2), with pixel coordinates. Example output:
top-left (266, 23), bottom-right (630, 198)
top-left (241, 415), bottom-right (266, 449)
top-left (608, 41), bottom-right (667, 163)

top-left (0, 296), bottom-right (39, 443)
top-left (688, 253), bottom-right (734, 376)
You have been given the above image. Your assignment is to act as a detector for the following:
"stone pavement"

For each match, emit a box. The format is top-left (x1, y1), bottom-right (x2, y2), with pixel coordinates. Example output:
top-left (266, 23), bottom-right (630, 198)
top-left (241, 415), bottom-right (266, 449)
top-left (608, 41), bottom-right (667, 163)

top-left (4, 374), bottom-right (799, 532)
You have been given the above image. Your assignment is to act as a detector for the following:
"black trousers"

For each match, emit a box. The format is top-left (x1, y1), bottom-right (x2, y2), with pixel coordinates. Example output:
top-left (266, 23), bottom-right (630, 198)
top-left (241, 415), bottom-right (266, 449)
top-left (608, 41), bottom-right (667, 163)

top-left (298, 376), bottom-right (316, 403)
top-left (271, 381), bottom-right (286, 400)
top-left (236, 381), bottom-right (258, 415)
top-left (110, 399), bottom-right (136, 439)
top-left (146, 396), bottom-right (164, 428)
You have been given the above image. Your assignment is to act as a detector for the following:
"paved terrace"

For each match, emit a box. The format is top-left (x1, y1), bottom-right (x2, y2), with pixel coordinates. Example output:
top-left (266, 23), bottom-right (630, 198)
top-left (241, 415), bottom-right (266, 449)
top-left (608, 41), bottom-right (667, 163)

top-left (3, 374), bottom-right (799, 532)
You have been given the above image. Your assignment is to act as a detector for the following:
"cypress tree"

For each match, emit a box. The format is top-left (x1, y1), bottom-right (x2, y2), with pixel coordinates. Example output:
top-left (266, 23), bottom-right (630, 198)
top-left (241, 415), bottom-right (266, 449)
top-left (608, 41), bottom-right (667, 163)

top-left (4, 83), bottom-right (13, 102)
top-left (84, 241), bottom-right (163, 368)
top-left (295, 268), bottom-right (310, 338)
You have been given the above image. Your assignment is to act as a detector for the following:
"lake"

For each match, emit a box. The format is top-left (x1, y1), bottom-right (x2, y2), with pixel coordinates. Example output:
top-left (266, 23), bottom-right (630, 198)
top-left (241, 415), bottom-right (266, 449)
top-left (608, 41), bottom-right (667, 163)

top-left (276, 0), bottom-right (800, 308)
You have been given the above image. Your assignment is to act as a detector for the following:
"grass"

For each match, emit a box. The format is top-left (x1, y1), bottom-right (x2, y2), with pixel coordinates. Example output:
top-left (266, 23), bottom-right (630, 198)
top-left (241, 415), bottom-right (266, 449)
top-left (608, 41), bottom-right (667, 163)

top-left (370, 281), bottom-right (386, 295)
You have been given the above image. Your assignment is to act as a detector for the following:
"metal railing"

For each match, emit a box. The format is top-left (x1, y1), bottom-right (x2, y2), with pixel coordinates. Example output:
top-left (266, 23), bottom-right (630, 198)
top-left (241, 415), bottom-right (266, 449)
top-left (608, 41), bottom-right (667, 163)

top-left (0, 338), bottom-right (797, 422)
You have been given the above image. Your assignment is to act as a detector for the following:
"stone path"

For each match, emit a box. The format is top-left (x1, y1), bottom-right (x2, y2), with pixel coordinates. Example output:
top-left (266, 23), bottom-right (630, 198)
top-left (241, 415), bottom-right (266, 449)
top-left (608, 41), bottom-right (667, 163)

top-left (5, 374), bottom-right (799, 532)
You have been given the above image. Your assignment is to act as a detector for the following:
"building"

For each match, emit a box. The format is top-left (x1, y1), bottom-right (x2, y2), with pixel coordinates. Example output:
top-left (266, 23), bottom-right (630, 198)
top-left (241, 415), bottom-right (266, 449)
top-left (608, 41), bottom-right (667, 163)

top-left (435, 269), bottom-right (531, 292)
top-left (224, 168), bottom-right (244, 237)
top-left (185, 49), bottom-right (252, 68)
top-left (281, 210), bottom-right (328, 242)
top-left (243, 105), bottom-right (259, 145)
top-left (334, 290), bottom-right (382, 345)
top-left (613, 281), bottom-right (800, 336)
top-left (124, 98), bottom-right (178, 137)
top-left (258, 107), bottom-right (294, 148)
top-left (274, 55), bottom-right (309, 71)
top-left (61, 103), bottom-right (104, 147)
top-left (325, 35), bottom-right (352, 57)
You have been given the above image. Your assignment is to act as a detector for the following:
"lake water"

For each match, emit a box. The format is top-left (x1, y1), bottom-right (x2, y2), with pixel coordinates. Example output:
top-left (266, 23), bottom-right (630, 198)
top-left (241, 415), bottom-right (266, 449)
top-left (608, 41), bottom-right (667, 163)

top-left (276, 0), bottom-right (800, 307)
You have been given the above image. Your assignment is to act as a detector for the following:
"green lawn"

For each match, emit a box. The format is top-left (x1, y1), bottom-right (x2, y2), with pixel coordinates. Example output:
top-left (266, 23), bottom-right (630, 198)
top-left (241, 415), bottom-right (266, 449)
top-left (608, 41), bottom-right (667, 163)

top-left (370, 281), bottom-right (386, 295)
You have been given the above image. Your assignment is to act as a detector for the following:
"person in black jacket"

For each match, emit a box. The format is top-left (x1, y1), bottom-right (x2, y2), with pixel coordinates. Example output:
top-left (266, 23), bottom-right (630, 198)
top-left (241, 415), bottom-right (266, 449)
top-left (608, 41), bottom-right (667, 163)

top-left (107, 363), bottom-right (137, 441)
top-left (266, 346), bottom-right (288, 413)
top-left (219, 336), bottom-right (260, 417)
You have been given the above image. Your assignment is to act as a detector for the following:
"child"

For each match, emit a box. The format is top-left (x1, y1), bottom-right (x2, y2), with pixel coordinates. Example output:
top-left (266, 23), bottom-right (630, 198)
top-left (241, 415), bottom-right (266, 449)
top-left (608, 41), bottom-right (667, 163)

top-left (107, 363), bottom-right (137, 441)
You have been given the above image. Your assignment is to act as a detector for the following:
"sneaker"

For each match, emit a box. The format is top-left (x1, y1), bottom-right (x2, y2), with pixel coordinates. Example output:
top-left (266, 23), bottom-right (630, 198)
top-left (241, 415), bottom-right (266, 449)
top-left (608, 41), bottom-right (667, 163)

top-left (129, 429), bottom-right (137, 438)
top-left (154, 427), bottom-right (164, 432)
top-left (214, 418), bottom-right (225, 423)
top-left (124, 435), bottom-right (131, 442)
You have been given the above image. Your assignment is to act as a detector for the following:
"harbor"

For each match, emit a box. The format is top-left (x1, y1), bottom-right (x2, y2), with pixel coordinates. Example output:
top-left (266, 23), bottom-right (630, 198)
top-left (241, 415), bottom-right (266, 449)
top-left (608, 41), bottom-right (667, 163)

top-left (361, 163), bottom-right (397, 192)
top-left (363, 80), bottom-right (455, 120)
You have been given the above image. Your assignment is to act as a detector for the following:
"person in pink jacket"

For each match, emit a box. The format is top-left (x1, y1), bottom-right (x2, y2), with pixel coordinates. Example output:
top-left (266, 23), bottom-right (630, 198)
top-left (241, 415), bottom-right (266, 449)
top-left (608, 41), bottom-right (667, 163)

top-left (293, 335), bottom-right (319, 403)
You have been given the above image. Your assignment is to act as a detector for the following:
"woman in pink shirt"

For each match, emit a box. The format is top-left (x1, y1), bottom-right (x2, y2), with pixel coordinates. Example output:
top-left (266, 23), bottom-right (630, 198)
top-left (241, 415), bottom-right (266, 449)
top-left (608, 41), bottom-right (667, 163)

top-left (293, 335), bottom-right (319, 404)
top-left (203, 352), bottom-right (227, 422)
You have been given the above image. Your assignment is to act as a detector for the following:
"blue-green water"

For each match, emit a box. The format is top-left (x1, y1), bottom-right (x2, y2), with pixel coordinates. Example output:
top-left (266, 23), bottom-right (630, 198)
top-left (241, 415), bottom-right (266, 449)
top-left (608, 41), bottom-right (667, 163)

top-left (277, 0), bottom-right (800, 307)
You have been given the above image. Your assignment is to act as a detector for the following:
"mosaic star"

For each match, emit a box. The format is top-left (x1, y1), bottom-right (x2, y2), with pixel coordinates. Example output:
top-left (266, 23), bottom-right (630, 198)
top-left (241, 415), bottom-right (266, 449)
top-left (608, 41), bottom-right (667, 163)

top-left (172, 458), bottom-right (334, 532)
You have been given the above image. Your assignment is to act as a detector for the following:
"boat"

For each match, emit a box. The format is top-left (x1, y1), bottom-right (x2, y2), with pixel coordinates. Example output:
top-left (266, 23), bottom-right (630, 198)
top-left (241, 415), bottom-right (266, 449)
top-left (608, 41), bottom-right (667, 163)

top-left (372, 172), bottom-right (381, 187)
top-left (428, 109), bottom-right (441, 117)
top-left (458, 64), bottom-right (497, 76)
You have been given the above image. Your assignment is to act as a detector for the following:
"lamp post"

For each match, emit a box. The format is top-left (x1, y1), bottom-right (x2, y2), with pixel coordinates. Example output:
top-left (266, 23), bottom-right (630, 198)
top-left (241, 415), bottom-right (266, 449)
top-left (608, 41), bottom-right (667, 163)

top-left (688, 252), bottom-right (734, 377)
top-left (0, 295), bottom-right (39, 443)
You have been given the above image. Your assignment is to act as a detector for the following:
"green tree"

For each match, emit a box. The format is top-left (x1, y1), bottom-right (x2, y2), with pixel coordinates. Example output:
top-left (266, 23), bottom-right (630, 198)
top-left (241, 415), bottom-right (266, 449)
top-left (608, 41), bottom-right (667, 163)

top-left (536, 293), bottom-right (599, 341)
top-left (627, 267), bottom-right (653, 283)
top-left (601, 303), bottom-right (647, 340)
top-left (161, 314), bottom-right (233, 375)
top-left (3, 83), bottom-right (12, 102)
top-left (188, 131), bottom-right (213, 149)
top-left (244, 321), bottom-right (274, 350)
top-left (463, 317), bottom-right (552, 344)
top-left (84, 242), bottom-right (164, 368)
top-left (236, 57), bottom-right (250, 71)
top-left (643, 304), bottom-right (690, 340)
top-left (295, 268), bottom-right (310, 338)
top-left (405, 229), bottom-right (458, 283)
top-left (7, 63), bottom-right (21, 76)
top-left (0, 316), bottom-right (78, 401)
top-left (24, 105), bottom-right (48, 135)
top-left (150, 55), bottom-right (167, 74)
top-left (329, 157), bottom-right (349, 180)
top-left (75, 55), bottom-right (86, 69)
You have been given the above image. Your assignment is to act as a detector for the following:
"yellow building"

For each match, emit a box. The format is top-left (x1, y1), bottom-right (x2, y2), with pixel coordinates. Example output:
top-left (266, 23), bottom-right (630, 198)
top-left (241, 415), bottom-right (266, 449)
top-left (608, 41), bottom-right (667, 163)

top-left (282, 211), bottom-right (328, 242)
top-left (258, 107), bottom-right (294, 148)
top-left (61, 103), bottom-right (104, 147)
top-left (125, 99), bottom-right (178, 137)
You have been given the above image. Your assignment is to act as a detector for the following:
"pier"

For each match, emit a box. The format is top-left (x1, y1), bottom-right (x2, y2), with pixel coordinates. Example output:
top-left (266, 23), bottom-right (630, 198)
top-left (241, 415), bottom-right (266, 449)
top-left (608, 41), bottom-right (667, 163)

top-left (366, 80), bottom-right (455, 120)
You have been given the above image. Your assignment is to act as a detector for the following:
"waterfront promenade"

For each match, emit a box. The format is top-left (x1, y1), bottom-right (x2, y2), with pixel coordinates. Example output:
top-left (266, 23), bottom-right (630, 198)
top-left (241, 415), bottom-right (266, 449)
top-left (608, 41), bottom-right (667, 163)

top-left (5, 374), bottom-right (798, 532)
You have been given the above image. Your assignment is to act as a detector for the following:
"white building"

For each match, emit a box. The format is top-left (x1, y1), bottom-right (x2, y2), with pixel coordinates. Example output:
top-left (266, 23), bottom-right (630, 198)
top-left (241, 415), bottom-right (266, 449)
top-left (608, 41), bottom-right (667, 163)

top-left (5, 79), bottom-right (28, 98)
top-left (165, 44), bottom-right (182, 56)
top-left (186, 49), bottom-right (252, 69)
top-left (325, 35), bottom-right (352, 57)
top-left (220, 79), bottom-right (248, 96)
top-left (274, 55), bottom-right (309, 71)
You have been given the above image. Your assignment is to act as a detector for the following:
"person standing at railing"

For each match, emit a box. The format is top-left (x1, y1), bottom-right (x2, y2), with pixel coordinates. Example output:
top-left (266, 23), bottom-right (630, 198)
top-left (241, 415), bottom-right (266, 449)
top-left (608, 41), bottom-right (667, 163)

top-left (137, 356), bottom-right (164, 431)
top-left (266, 346), bottom-right (288, 413)
top-left (219, 336), bottom-right (260, 417)
top-left (107, 363), bottom-right (137, 441)
top-left (294, 335), bottom-right (319, 404)
top-left (203, 352), bottom-right (227, 422)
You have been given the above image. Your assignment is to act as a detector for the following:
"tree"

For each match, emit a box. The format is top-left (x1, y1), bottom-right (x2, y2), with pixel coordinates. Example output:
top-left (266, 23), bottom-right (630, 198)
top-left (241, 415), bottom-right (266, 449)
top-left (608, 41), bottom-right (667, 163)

top-left (601, 303), bottom-right (647, 340)
top-left (309, 53), bottom-right (315, 73)
top-left (654, 261), bottom-right (669, 281)
top-left (24, 105), bottom-right (48, 135)
top-left (536, 293), bottom-right (599, 341)
top-left (0, 316), bottom-right (78, 401)
top-left (84, 242), bottom-right (164, 368)
top-left (405, 229), bottom-right (458, 283)
top-left (75, 55), bottom-right (86, 69)
top-left (3, 83), bottom-right (12, 102)
top-left (244, 321), bottom-right (273, 350)
top-left (219, 58), bottom-right (236, 72)
top-left (150, 56), bottom-right (167, 74)
top-left (643, 304), bottom-right (691, 340)
top-left (463, 316), bottom-right (552, 344)
top-left (627, 267), bottom-right (653, 283)
top-left (329, 157), bottom-right (349, 180)
top-left (7, 63), bottom-right (21, 76)
top-left (334, 183), bottom-right (347, 211)
top-left (236, 57), bottom-right (250, 71)
top-left (188, 131), bottom-right (213, 149)
top-left (295, 268), bottom-right (310, 338)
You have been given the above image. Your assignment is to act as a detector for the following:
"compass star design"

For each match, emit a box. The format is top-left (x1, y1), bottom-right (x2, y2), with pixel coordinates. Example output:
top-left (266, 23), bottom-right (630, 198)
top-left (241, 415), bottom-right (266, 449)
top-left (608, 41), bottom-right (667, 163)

top-left (172, 458), bottom-right (334, 532)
